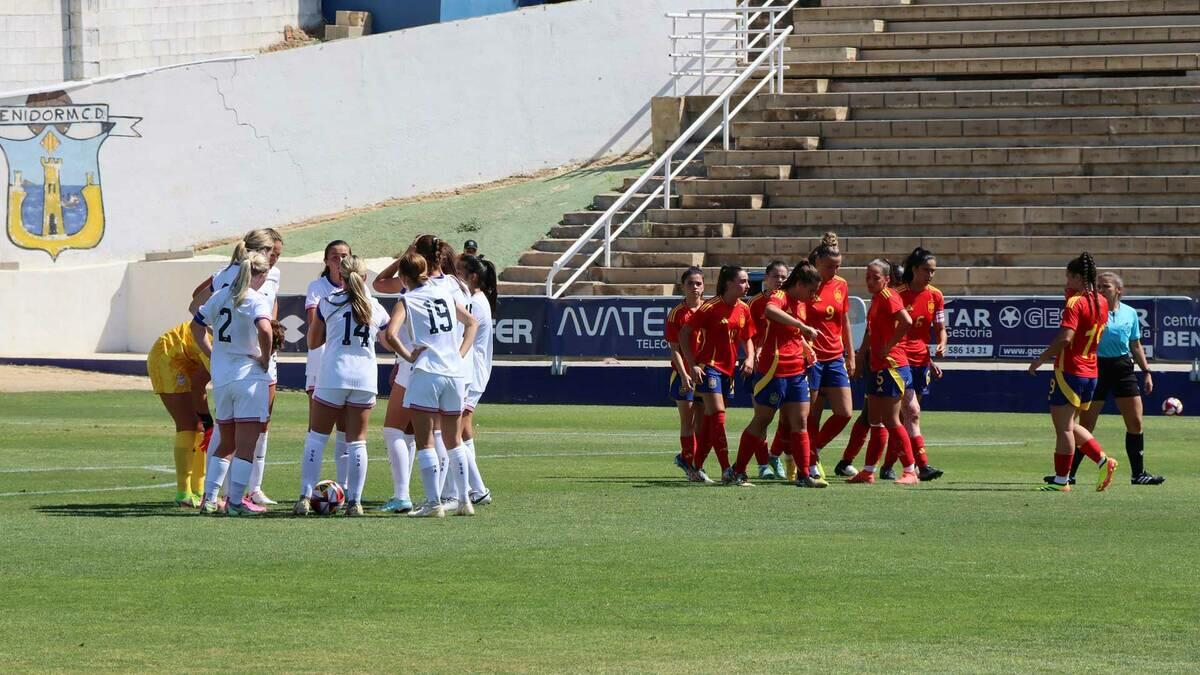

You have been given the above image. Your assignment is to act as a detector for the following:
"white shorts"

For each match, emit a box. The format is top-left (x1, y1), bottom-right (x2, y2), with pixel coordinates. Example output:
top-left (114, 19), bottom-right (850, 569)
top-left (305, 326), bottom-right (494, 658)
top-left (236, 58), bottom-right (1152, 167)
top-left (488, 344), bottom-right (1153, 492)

top-left (313, 387), bottom-right (376, 409)
top-left (403, 370), bottom-right (466, 414)
top-left (464, 387), bottom-right (483, 412)
top-left (214, 380), bottom-right (271, 424)
top-left (393, 360), bottom-right (414, 389)
top-left (305, 373), bottom-right (318, 392)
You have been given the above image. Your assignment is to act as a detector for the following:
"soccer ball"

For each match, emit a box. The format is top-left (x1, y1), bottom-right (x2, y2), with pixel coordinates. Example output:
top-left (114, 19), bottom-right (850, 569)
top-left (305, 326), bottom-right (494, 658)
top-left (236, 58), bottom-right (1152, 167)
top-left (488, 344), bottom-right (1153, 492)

top-left (311, 480), bottom-right (345, 515)
top-left (1162, 397), bottom-right (1184, 416)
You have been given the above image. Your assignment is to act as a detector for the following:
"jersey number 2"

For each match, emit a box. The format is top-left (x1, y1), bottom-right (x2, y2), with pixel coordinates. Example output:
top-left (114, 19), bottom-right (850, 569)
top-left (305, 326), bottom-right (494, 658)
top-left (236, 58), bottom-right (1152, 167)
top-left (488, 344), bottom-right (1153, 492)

top-left (341, 314), bottom-right (371, 347)
top-left (217, 308), bottom-right (233, 343)
top-left (426, 299), bottom-right (452, 334)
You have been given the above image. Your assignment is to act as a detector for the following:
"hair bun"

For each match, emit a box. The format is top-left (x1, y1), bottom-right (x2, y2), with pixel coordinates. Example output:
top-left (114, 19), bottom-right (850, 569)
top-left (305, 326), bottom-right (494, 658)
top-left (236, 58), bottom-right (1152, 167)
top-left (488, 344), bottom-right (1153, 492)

top-left (821, 232), bottom-right (839, 248)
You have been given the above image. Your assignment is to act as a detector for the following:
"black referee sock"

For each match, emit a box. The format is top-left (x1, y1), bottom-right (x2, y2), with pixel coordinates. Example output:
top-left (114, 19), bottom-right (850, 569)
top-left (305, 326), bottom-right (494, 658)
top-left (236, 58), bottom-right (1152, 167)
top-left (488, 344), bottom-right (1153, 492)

top-left (1069, 449), bottom-right (1086, 478)
top-left (1126, 432), bottom-right (1145, 476)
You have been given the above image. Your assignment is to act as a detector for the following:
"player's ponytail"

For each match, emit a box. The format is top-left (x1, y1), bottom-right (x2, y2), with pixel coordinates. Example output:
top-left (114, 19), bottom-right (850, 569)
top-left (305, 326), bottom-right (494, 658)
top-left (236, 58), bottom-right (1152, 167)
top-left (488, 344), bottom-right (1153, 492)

top-left (808, 231), bottom-right (841, 264)
top-left (412, 234), bottom-right (449, 275)
top-left (782, 260), bottom-right (821, 290)
top-left (715, 265), bottom-right (744, 297)
top-left (230, 228), bottom-right (276, 265)
top-left (399, 251), bottom-right (429, 288)
top-left (230, 251), bottom-right (270, 306)
top-left (460, 254), bottom-right (498, 313)
top-left (320, 240), bottom-right (351, 280)
top-left (902, 247), bottom-right (935, 285)
top-left (335, 255), bottom-right (372, 327)
top-left (1067, 251), bottom-right (1099, 315)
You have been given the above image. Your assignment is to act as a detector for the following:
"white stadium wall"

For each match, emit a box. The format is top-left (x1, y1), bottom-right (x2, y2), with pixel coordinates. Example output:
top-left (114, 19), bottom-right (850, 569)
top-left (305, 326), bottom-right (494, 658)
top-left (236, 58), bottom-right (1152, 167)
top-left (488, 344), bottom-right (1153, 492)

top-left (0, 0), bottom-right (731, 355)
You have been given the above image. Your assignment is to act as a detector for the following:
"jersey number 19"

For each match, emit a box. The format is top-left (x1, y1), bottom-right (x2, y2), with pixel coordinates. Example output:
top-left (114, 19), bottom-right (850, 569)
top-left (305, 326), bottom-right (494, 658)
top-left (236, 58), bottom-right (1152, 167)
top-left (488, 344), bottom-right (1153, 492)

top-left (425, 299), bottom-right (452, 334)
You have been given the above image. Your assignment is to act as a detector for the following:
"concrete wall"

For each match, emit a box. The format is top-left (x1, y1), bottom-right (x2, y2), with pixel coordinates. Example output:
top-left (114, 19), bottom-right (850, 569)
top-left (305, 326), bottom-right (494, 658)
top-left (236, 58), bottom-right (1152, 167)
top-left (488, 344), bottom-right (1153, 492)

top-left (0, 0), bottom-right (723, 272)
top-left (0, 0), bottom-right (322, 92)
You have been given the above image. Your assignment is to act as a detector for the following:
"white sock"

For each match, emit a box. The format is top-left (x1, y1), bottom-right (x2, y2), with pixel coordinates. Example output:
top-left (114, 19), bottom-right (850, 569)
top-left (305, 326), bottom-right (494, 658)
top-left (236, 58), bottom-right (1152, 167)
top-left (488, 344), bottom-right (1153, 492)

top-left (434, 430), bottom-right (449, 496)
top-left (346, 440), bottom-right (368, 502)
top-left (863, 465), bottom-right (876, 473)
top-left (206, 425), bottom-right (221, 457)
top-left (300, 431), bottom-right (330, 498)
top-left (204, 454), bottom-right (230, 501)
top-left (248, 431), bottom-right (268, 492)
top-left (204, 427), bottom-right (231, 498)
top-left (904, 464), bottom-right (916, 472)
top-left (383, 428), bottom-right (412, 501)
top-left (228, 457), bottom-right (253, 505)
top-left (416, 448), bottom-right (441, 505)
top-left (465, 439), bottom-right (487, 495)
top-left (449, 446), bottom-right (470, 505)
top-left (334, 431), bottom-right (349, 489)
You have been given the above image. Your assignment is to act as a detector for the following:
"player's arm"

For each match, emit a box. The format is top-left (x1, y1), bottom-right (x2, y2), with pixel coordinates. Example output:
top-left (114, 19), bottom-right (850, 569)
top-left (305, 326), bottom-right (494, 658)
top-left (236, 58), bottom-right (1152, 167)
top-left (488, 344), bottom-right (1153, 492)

top-left (189, 317), bottom-right (213, 358)
top-left (841, 309), bottom-right (856, 377)
top-left (933, 295), bottom-right (948, 358)
top-left (188, 278), bottom-right (213, 316)
top-left (386, 300), bottom-right (421, 363)
top-left (678, 324), bottom-right (704, 384)
top-left (764, 304), bottom-right (818, 338)
top-left (854, 326), bottom-right (870, 379)
top-left (882, 308), bottom-right (912, 357)
top-left (740, 336), bottom-right (755, 376)
top-left (668, 341), bottom-right (693, 390)
top-left (308, 307), bottom-right (326, 351)
top-left (454, 301), bottom-right (478, 358)
top-left (372, 257), bottom-right (405, 294)
top-left (254, 318), bottom-right (273, 371)
top-left (1028, 327), bottom-right (1074, 374)
top-left (1131, 337), bottom-right (1153, 394)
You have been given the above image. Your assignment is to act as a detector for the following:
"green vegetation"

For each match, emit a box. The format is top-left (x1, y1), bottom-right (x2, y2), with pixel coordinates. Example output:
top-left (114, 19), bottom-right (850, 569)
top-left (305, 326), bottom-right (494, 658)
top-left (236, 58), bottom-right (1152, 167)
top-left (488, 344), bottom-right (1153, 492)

top-left (2, 392), bottom-right (1198, 671)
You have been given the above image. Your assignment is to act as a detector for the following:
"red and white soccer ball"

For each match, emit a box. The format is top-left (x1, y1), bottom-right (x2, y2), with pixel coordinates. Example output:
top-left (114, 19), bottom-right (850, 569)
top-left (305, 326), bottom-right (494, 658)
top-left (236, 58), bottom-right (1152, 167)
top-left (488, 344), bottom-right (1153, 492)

top-left (1162, 397), bottom-right (1184, 416)
top-left (311, 480), bottom-right (345, 515)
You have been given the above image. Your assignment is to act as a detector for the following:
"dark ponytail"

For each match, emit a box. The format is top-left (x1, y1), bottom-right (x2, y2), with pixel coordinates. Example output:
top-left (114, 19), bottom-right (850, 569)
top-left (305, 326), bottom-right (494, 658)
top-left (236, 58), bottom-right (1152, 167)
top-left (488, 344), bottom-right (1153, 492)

top-left (902, 247), bottom-right (935, 285)
top-left (460, 254), bottom-right (498, 313)
top-left (716, 265), bottom-right (744, 297)
top-left (320, 239), bottom-right (351, 279)
top-left (1067, 251), bottom-right (1099, 315)
top-left (782, 260), bottom-right (821, 291)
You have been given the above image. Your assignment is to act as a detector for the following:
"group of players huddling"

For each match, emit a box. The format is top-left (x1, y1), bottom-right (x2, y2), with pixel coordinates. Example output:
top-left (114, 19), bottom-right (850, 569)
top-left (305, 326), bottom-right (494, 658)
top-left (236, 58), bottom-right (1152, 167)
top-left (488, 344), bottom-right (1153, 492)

top-left (664, 232), bottom-right (1165, 491)
top-left (145, 228), bottom-right (497, 517)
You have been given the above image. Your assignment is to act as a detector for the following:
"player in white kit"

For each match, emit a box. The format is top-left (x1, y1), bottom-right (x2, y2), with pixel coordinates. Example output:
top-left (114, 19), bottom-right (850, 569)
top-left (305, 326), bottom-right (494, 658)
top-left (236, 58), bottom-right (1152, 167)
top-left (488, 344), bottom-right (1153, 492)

top-left (456, 253), bottom-right (496, 505)
top-left (190, 252), bottom-right (276, 516)
top-left (294, 256), bottom-right (392, 516)
top-left (305, 240), bottom-right (353, 492)
top-left (188, 228), bottom-right (284, 512)
top-left (385, 250), bottom-right (478, 518)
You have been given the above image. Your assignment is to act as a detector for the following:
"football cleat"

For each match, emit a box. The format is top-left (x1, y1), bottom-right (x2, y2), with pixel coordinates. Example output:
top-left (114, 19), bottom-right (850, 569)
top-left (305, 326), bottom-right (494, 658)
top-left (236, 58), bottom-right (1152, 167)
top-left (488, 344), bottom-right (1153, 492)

top-left (733, 472), bottom-right (754, 487)
top-left (894, 470), bottom-right (920, 486)
top-left (240, 496), bottom-right (267, 514)
top-left (455, 499), bottom-right (475, 516)
top-left (758, 464), bottom-right (777, 480)
top-left (783, 455), bottom-right (797, 481)
top-left (345, 501), bottom-right (364, 517)
top-left (721, 467), bottom-right (737, 485)
top-left (812, 461), bottom-right (827, 480)
top-left (408, 501), bottom-right (446, 518)
top-left (226, 502), bottom-right (261, 517)
top-left (379, 498), bottom-right (414, 513)
top-left (1037, 482), bottom-right (1071, 492)
top-left (846, 470), bottom-right (876, 485)
top-left (918, 465), bottom-right (944, 482)
top-left (1043, 474), bottom-right (1077, 485)
top-left (292, 497), bottom-right (312, 516)
top-left (796, 475), bottom-right (829, 489)
top-left (879, 466), bottom-right (897, 481)
top-left (1131, 472), bottom-right (1165, 485)
top-left (694, 469), bottom-right (715, 484)
top-left (175, 492), bottom-right (200, 508)
top-left (834, 460), bottom-right (859, 478)
top-left (198, 498), bottom-right (222, 515)
top-left (674, 454), bottom-right (693, 477)
top-left (440, 497), bottom-right (461, 511)
top-left (1096, 456), bottom-right (1118, 492)
top-left (470, 490), bottom-right (492, 505)
top-left (249, 489), bottom-right (277, 506)
top-left (767, 455), bottom-right (785, 480)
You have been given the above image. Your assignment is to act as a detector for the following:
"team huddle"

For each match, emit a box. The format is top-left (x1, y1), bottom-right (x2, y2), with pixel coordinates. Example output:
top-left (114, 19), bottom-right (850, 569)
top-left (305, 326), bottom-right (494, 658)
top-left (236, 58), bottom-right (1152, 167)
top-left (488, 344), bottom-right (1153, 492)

top-left (663, 233), bottom-right (1164, 491)
top-left (146, 229), bottom-right (497, 517)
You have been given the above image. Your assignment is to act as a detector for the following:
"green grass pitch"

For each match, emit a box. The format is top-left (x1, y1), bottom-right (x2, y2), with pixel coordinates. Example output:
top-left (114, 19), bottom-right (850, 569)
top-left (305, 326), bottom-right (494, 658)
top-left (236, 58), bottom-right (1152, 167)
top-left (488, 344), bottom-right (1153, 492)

top-left (1, 390), bottom-right (1198, 672)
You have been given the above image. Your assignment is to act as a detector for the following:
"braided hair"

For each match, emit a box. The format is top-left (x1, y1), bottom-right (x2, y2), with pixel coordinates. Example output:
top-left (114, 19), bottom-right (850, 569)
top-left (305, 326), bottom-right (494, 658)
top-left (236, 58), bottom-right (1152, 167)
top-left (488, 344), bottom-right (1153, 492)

top-left (1067, 251), bottom-right (1099, 316)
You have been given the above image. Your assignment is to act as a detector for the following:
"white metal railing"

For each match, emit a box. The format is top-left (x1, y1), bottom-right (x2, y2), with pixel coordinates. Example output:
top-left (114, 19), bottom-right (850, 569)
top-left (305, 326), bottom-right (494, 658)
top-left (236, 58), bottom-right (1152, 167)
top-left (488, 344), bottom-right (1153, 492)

top-left (545, 23), bottom-right (794, 298)
top-left (668, 1), bottom-right (801, 95)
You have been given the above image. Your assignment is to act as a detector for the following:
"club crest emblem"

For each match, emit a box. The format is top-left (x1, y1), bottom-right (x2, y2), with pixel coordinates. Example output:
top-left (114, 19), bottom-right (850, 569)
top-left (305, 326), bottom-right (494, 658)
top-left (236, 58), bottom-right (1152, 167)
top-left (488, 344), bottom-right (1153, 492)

top-left (707, 376), bottom-right (718, 390)
top-left (834, 291), bottom-right (843, 302)
top-left (768, 391), bottom-right (780, 405)
top-left (1, 92), bottom-right (140, 260)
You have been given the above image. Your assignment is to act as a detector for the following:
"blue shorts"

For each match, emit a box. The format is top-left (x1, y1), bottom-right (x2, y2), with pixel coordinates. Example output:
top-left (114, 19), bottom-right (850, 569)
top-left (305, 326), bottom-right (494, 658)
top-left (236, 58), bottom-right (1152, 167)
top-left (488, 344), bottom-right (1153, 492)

top-left (870, 366), bottom-right (911, 398)
top-left (807, 358), bottom-right (850, 391)
top-left (753, 373), bottom-right (810, 409)
top-left (910, 365), bottom-right (932, 397)
top-left (693, 365), bottom-right (734, 398)
top-left (1049, 370), bottom-right (1097, 409)
top-left (668, 370), bottom-right (694, 402)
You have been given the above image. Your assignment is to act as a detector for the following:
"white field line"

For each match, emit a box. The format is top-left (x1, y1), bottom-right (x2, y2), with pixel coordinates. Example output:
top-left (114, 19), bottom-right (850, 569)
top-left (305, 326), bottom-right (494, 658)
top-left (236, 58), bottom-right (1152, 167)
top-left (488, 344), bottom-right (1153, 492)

top-left (0, 482), bottom-right (175, 498)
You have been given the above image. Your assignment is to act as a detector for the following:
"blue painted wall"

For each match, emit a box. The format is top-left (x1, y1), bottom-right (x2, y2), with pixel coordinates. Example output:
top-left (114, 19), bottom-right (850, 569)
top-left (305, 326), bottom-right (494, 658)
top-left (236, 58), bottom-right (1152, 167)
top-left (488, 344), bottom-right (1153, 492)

top-left (322, 0), bottom-right (548, 33)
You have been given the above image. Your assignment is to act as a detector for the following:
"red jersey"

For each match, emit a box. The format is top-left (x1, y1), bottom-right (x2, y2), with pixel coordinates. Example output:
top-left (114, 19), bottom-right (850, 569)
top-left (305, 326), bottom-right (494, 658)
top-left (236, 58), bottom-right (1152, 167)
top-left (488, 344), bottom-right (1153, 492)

top-left (665, 302), bottom-right (702, 374)
top-left (1056, 290), bottom-right (1109, 377)
top-left (899, 284), bottom-right (945, 367)
top-left (686, 296), bottom-right (755, 376)
top-left (756, 291), bottom-right (813, 378)
top-left (806, 275), bottom-right (850, 362)
top-left (747, 291), bottom-right (772, 341)
top-left (867, 287), bottom-right (908, 372)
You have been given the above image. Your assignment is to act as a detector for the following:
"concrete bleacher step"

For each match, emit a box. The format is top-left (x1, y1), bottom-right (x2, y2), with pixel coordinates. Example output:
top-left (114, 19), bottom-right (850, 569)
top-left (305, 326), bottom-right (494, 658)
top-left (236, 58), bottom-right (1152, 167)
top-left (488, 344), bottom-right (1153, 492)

top-left (732, 115), bottom-right (1200, 150)
top-left (735, 136), bottom-right (822, 150)
top-left (792, 25), bottom-right (1200, 51)
top-left (784, 52), bottom-right (1200, 78)
top-left (592, 192), bottom-right (677, 210)
top-left (794, 0), bottom-right (1200, 23)
top-left (733, 78), bottom-right (830, 95)
top-left (549, 221), bottom-right (735, 240)
top-left (679, 194), bottom-right (765, 209)
top-left (560, 210), bottom-right (644, 226)
top-left (789, 47), bottom-right (860, 62)
top-left (706, 165), bottom-right (793, 179)
top-left (517, 250), bottom-right (704, 267)
top-left (793, 19), bottom-right (887, 33)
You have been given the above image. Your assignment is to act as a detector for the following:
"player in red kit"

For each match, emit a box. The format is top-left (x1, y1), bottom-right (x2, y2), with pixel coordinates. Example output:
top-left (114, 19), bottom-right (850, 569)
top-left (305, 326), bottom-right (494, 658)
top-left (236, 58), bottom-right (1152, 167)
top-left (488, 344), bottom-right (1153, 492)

top-left (803, 233), bottom-right (857, 481)
top-left (1029, 252), bottom-right (1118, 492)
top-left (879, 247), bottom-right (947, 481)
top-left (746, 261), bottom-right (789, 480)
top-left (679, 266), bottom-right (756, 484)
top-left (847, 258), bottom-right (921, 485)
top-left (729, 261), bottom-right (824, 487)
top-left (667, 267), bottom-right (707, 480)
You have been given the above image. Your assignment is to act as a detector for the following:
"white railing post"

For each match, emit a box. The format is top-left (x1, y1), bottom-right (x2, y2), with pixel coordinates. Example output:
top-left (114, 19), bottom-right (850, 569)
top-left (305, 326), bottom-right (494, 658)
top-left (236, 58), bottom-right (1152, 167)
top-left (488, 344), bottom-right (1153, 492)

top-left (604, 217), bottom-right (612, 267)
top-left (700, 13), bottom-right (707, 95)
top-left (664, 155), bottom-right (672, 209)
top-left (671, 15), bottom-right (678, 97)
top-left (776, 26), bottom-right (785, 93)
top-left (767, 19), bottom-right (776, 94)
top-left (722, 97), bottom-right (730, 150)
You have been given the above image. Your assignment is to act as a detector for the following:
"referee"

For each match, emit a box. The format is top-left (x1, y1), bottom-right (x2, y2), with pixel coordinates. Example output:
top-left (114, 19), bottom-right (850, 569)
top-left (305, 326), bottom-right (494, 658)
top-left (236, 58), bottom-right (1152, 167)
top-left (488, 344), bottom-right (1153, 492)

top-left (1049, 272), bottom-right (1165, 485)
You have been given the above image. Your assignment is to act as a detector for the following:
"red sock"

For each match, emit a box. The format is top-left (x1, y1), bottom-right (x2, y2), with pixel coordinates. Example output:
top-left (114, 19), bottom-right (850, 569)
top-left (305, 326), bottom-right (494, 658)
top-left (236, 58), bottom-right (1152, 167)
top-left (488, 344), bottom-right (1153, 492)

top-left (883, 443), bottom-right (899, 469)
top-left (733, 429), bottom-right (759, 474)
top-left (769, 418), bottom-right (791, 457)
top-left (1078, 438), bottom-right (1105, 463)
top-left (680, 436), bottom-right (695, 464)
top-left (887, 425), bottom-right (915, 469)
top-left (693, 415), bottom-right (712, 469)
top-left (753, 434), bottom-right (769, 465)
top-left (1054, 452), bottom-right (1073, 478)
top-left (815, 414), bottom-right (852, 450)
top-left (711, 411), bottom-right (730, 471)
top-left (912, 434), bottom-right (928, 469)
top-left (864, 426), bottom-right (887, 468)
top-left (842, 420), bottom-right (870, 463)
top-left (789, 430), bottom-right (811, 474)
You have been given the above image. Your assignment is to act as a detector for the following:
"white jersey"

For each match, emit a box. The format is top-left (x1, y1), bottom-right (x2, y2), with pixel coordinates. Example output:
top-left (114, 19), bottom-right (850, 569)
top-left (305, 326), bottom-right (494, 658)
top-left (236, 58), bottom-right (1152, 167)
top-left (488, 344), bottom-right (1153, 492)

top-left (316, 292), bottom-right (391, 393)
top-left (304, 276), bottom-right (343, 381)
top-left (432, 274), bottom-right (473, 378)
top-left (196, 286), bottom-right (273, 387)
top-left (212, 262), bottom-right (281, 306)
top-left (468, 290), bottom-right (493, 393)
top-left (403, 282), bottom-right (466, 378)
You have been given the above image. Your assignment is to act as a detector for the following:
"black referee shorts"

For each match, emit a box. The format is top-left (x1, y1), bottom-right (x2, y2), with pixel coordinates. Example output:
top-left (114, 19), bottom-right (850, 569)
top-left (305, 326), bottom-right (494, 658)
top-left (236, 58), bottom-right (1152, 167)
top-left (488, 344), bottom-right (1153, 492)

top-left (1094, 355), bottom-right (1141, 401)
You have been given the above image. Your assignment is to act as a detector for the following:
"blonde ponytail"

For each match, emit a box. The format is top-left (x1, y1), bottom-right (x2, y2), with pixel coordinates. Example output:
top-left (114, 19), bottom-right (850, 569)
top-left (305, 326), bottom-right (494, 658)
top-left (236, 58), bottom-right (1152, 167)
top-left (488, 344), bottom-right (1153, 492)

top-left (339, 255), bottom-right (373, 326)
top-left (229, 228), bottom-right (277, 265)
top-left (231, 251), bottom-right (270, 306)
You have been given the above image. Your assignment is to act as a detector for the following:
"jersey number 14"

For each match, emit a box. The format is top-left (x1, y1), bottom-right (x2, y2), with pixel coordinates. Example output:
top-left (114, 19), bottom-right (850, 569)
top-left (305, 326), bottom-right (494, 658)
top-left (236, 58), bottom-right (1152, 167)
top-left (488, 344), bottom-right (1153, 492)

top-left (342, 313), bottom-right (371, 347)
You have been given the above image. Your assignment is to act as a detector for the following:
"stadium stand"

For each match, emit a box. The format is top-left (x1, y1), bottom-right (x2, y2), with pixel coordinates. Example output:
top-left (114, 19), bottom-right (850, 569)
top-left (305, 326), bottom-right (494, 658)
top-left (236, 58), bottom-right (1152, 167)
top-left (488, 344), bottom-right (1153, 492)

top-left (500, 0), bottom-right (1200, 297)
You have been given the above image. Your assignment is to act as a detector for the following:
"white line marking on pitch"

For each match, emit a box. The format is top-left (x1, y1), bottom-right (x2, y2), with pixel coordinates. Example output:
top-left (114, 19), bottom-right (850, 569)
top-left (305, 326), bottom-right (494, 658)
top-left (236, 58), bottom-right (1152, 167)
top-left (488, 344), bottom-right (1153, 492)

top-left (0, 482), bottom-right (176, 498)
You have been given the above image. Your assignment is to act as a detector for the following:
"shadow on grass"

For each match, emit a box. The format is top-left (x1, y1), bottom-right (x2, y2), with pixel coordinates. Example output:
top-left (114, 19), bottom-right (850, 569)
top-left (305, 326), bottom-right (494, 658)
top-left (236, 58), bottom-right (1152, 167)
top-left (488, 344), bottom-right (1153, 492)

top-left (545, 159), bottom-right (652, 183)
top-left (34, 502), bottom-right (385, 519)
